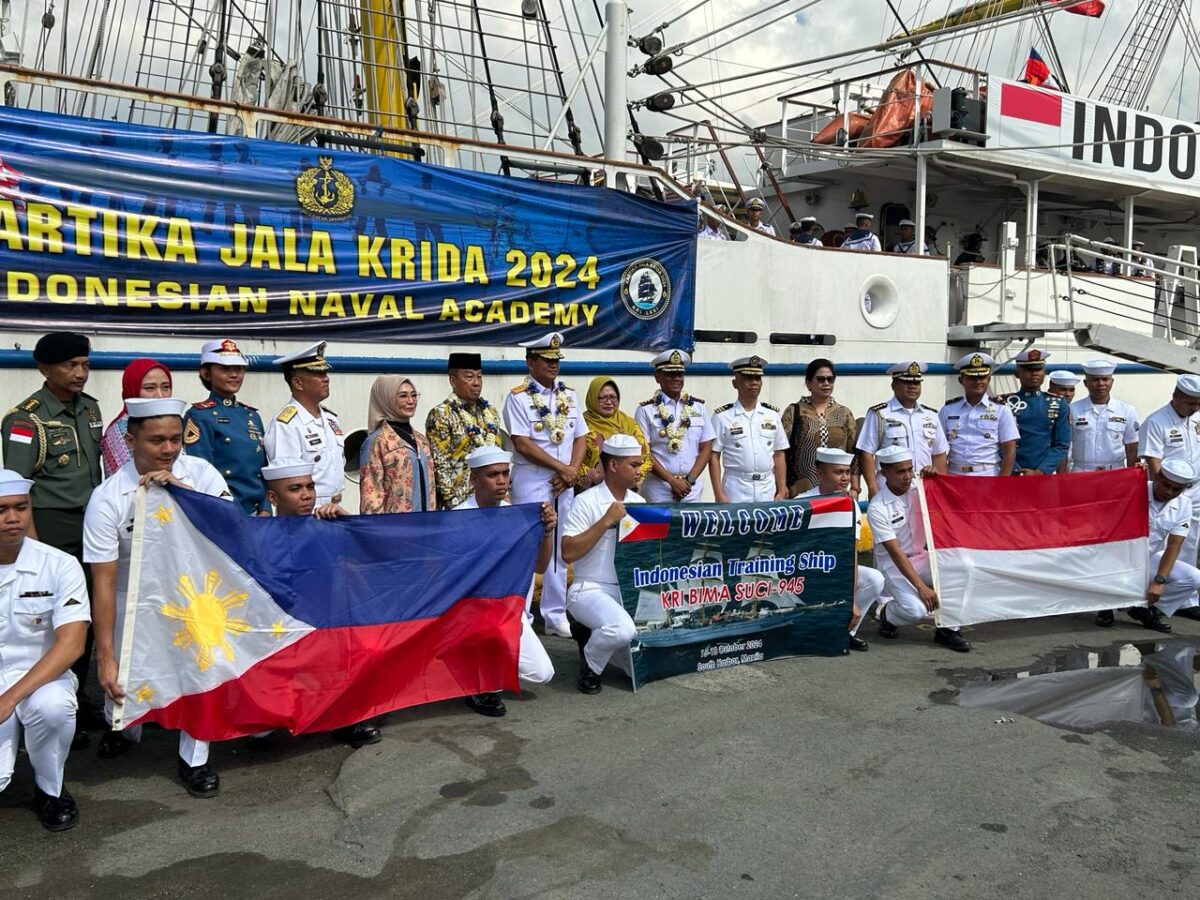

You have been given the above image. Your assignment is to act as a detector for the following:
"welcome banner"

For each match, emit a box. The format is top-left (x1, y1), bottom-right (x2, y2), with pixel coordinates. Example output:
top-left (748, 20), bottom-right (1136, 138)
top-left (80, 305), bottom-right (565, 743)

top-left (614, 498), bottom-right (856, 688)
top-left (0, 106), bottom-right (697, 349)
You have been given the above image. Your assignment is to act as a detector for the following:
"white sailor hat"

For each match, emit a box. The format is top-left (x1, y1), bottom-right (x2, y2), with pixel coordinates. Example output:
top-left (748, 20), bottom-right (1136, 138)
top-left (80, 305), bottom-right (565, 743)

top-left (200, 338), bottom-right (249, 367)
top-left (0, 468), bottom-right (34, 497)
top-left (1014, 348), bottom-right (1050, 367)
top-left (1132, 239), bottom-right (1146, 248)
top-left (887, 360), bottom-right (926, 382)
top-left (466, 445), bottom-right (512, 469)
top-left (520, 332), bottom-right (565, 360)
top-left (274, 341), bottom-right (332, 372)
top-left (799, 215), bottom-right (817, 225)
top-left (651, 349), bottom-right (690, 372)
top-left (855, 212), bottom-right (874, 221)
top-left (876, 445), bottom-right (913, 465)
top-left (1048, 370), bottom-right (1082, 386)
top-left (261, 458), bottom-right (315, 482)
top-left (125, 397), bottom-right (189, 419)
top-left (1081, 359), bottom-right (1116, 377)
top-left (1177, 374), bottom-right (1200, 398)
top-left (1161, 458), bottom-right (1198, 486)
top-left (815, 447), bottom-right (854, 466)
top-left (954, 352), bottom-right (995, 376)
top-left (731, 355), bottom-right (767, 375)
top-left (601, 433), bottom-right (643, 457)
top-left (898, 218), bottom-right (916, 228)
top-left (747, 198), bottom-right (766, 210)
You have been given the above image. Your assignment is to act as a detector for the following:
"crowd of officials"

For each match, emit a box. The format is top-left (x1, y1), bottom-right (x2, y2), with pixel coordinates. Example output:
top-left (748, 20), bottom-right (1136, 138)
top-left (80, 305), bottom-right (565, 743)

top-left (2, 329), bottom-right (1199, 832)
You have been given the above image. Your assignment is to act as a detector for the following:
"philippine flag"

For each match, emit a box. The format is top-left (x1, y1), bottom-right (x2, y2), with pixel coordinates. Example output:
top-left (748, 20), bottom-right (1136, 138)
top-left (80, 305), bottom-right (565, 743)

top-left (114, 485), bottom-right (544, 739)
top-left (620, 505), bottom-right (673, 542)
top-left (920, 469), bottom-right (1148, 628)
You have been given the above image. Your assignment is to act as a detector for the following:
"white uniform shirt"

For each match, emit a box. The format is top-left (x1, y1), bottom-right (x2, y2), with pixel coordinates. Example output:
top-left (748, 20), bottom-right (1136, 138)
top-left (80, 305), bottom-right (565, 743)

top-left (562, 481), bottom-right (644, 585)
top-left (939, 396), bottom-right (1020, 474)
top-left (1149, 483), bottom-right (1192, 556)
top-left (698, 226), bottom-right (728, 241)
top-left (502, 379), bottom-right (583, 484)
top-left (264, 401), bottom-right (345, 503)
top-left (454, 495), bottom-right (504, 510)
top-left (1069, 396), bottom-right (1139, 471)
top-left (635, 392), bottom-right (715, 500)
top-left (866, 482), bottom-right (924, 568)
top-left (0, 538), bottom-right (90, 691)
top-left (1139, 403), bottom-right (1200, 470)
top-left (842, 232), bottom-right (882, 252)
top-left (750, 221), bottom-right (776, 237)
top-left (710, 401), bottom-right (789, 475)
top-left (856, 397), bottom-right (948, 472)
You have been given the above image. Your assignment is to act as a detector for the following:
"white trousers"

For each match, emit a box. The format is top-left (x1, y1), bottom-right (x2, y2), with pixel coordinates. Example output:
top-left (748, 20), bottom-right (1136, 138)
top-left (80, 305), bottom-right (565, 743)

top-left (721, 471), bottom-right (775, 503)
top-left (641, 473), bottom-right (703, 504)
top-left (513, 474), bottom-right (573, 628)
top-left (518, 615), bottom-right (554, 684)
top-left (852, 566), bottom-right (885, 635)
top-left (1184, 484), bottom-right (1200, 567)
top-left (566, 580), bottom-right (636, 674)
top-left (105, 697), bottom-right (209, 766)
top-left (879, 554), bottom-right (938, 627)
top-left (1151, 550), bottom-right (1200, 617)
top-left (0, 677), bottom-right (76, 797)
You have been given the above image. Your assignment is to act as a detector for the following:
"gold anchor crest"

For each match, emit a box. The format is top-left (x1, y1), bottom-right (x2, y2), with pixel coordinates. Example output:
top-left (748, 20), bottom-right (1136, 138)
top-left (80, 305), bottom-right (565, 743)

top-left (549, 334), bottom-right (562, 349)
top-left (296, 156), bottom-right (356, 221)
top-left (669, 350), bottom-right (682, 366)
top-left (970, 354), bottom-right (984, 367)
top-left (906, 361), bottom-right (921, 376)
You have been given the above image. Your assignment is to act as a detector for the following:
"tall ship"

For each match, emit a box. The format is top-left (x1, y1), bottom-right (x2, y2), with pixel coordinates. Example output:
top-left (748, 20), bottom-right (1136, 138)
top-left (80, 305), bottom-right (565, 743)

top-left (1, 0), bottom-right (1195, 505)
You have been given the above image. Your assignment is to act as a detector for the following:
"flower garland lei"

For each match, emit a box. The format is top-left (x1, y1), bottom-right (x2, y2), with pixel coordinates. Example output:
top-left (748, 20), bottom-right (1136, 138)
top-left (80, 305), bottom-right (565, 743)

top-left (527, 379), bottom-right (573, 444)
top-left (655, 391), bottom-right (696, 454)
top-left (450, 397), bottom-right (500, 442)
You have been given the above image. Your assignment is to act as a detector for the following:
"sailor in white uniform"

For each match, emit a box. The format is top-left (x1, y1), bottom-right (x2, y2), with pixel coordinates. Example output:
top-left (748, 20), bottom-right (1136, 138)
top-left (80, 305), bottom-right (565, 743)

top-left (635, 349), bottom-right (714, 503)
top-left (263, 342), bottom-right (346, 507)
top-left (1138, 374), bottom-right (1200, 567)
top-left (791, 216), bottom-right (823, 246)
top-left (1129, 240), bottom-right (1156, 278)
top-left (561, 434), bottom-right (645, 694)
top-left (1129, 459), bottom-right (1200, 632)
top-left (890, 219), bottom-right (928, 254)
top-left (867, 445), bottom-right (970, 652)
top-left (1068, 359), bottom-right (1139, 472)
top-left (501, 331), bottom-right (586, 638)
top-left (745, 197), bottom-right (776, 236)
top-left (698, 205), bottom-right (730, 240)
top-left (797, 448), bottom-right (884, 653)
top-left (1046, 370), bottom-right (1081, 402)
top-left (841, 213), bottom-right (882, 252)
top-left (709, 355), bottom-right (789, 503)
top-left (856, 360), bottom-right (948, 497)
top-left (939, 352), bottom-right (1019, 476)
top-left (83, 397), bottom-right (233, 798)
top-left (0, 469), bottom-right (90, 832)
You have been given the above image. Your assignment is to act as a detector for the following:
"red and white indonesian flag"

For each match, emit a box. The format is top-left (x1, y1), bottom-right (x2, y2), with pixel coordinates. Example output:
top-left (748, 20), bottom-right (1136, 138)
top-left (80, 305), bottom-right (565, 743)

top-left (993, 80), bottom-right (1072, 153)
top-left (919, 469), bottom-right (1148, 628)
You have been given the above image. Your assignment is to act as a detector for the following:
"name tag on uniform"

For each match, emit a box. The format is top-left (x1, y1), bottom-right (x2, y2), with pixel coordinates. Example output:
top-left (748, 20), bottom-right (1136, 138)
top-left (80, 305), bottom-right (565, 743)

top-left (1074, 418), bottom-right (1089, 427)
top-left (1169, 429), bottom-right (1184, 444)
top-left (890, 514), bottom-right (906, 525)
top-left (885, 419), bottom-right (903, 428)
top-left (19, 590), bottom-right (52, 598)
top-left (945, 415), bottom-right (960, 421)
top-left (730, 425), bottom-right (744, 436)
top-left (305, 431), bottom-right (322, 448)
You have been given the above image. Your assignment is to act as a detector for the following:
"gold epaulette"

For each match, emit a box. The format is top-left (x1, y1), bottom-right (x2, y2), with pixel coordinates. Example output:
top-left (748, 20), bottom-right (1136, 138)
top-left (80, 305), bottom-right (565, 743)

top-left (276, 405), bottom-right (298, 423)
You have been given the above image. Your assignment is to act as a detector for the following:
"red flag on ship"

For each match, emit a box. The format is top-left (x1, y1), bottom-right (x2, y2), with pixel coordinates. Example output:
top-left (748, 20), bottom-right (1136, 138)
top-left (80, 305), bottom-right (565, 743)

top-left (1047, 0), bottom-right (1106, 16)
top-left (1023, 48), bottom-right (1052, 87)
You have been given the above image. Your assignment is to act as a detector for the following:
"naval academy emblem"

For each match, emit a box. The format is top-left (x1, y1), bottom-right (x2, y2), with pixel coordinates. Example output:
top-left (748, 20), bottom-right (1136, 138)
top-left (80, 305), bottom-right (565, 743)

top-left (295, 156), bottom-right (356, 221)
top-left (619, 258), bottom-right (672, 321)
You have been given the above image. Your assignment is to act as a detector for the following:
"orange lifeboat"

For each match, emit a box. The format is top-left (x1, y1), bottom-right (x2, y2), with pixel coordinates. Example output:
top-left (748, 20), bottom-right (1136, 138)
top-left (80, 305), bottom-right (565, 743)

top-left (811, 111), bottom-right (872, 146)
top-left (858, 69), bottom-right (936, 149)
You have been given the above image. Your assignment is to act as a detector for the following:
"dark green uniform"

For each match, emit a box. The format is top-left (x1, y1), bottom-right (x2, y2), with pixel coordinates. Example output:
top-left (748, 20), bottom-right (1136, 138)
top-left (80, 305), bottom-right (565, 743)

top-left (1, 384), bottom-right (103, 557)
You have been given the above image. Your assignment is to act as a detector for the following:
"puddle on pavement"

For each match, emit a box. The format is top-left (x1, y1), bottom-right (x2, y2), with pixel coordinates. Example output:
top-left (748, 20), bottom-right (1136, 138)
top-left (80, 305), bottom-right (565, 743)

top-left (941, 641), bottom-right (1200, 732)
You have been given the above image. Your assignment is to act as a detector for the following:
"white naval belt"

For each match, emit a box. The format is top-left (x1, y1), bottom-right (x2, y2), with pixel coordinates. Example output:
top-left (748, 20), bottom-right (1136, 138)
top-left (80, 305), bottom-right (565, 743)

top-left (727, 470), bottom-right (770, 481)
top-left (949, 463), bottom-right (993, 473)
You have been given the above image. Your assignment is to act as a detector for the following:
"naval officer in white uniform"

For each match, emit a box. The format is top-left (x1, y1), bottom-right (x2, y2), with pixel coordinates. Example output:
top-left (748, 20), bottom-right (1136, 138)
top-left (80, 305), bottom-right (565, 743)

top-left (1139, 374), bottom-right (1200, 568)
top-left (1068, 359), bottom-right (1139, 472)
top-left (0, 469), bottom-right (90, 832)
top-left (264, 342), bottom-right (346, 507)
top-left (635, 349), bottom-right (714, 503)
top-left (502, 332), bottom-right (586, 638)
top-left (857, 360), bottom-right (948, 497)
top-left (867, 445), bottom-right (970, 653)
top-left (939, 352), bottom-right (1018, 476)
top-left (84, 397), bottom-right (234, 798)
top-left (561, 434), bottom-right (644, 694)
top-left (709, 355), bottom-right (789, 503)
top-left (1127, 459), bottom-right (1200, 632)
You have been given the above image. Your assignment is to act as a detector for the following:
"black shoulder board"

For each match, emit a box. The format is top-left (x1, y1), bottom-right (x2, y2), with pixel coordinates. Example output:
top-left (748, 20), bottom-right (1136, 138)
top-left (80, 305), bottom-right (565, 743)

top-left (869, 401), bottom-right (887, 412)
top-left (714, 403), bottom-right (733, 414)
top-left (763, 402), bottom-right (780, 412)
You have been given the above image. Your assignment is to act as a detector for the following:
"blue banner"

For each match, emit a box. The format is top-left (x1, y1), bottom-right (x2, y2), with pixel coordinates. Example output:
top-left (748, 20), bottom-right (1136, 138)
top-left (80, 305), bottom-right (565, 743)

top-left (0, 107), bottom-right (696, 350)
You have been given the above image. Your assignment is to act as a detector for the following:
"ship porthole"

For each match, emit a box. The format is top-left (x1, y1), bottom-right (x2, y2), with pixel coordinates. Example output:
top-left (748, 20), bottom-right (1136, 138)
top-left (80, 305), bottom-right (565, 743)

top-left (859, 275), bottom-right (900, 329)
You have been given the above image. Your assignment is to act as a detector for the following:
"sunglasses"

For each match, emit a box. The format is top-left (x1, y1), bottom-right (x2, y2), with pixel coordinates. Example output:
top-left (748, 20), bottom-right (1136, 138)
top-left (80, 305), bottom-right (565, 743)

top-left (811, 375), bottom-right (836, 384)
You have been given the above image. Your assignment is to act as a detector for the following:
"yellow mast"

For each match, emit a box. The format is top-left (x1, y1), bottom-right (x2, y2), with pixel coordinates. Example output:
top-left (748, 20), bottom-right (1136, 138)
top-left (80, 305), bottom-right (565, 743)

top-left (358, 0), bottom-right (421, 131)
top-left (894, 0), bottom-right (1031, 40)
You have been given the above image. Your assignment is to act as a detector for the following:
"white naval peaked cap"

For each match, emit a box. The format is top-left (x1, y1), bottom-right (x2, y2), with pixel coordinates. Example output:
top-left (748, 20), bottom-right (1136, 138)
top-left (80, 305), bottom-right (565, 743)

top-left (1014, 348), bottom-right (1050, 366)
top-left (1177, 374), bottom-right (1200, 398)
top-left (1081, 360), bottom-right (1116, 377)
top-left (898, 219), bottom-right (916, 227)
top-left (1048, 370), bottom-right (1081, 386)
top-left (887, 360), bottom-right (927, 381)
top-left (731, 355), bottom-right (767, 375)
top-left (651, 349), bottom-right (690, 371)
top-left (954, 352), bottom-right (995, 376)
top-left (274, 341), bottom-right (332, 372)
top-left (747, 197), bottom-right (766, 210)
top-left (601, 433), bottom-right (643, 457)
top-left (466, 445), bottom-right (512, 469)
top-left (125, 397), bottom-right (189, 419)
top-left (520, 331), bottom-right (565, 359)
top-left (1161, 458), bottom-right (1198, 486)
top-left (875, 445), bottom-right (913, 465)
top-left (0, 468), bottom-right (34, 497)
top-left (261, 458), bottom-right (315, 481)
top-left (200, 338), bottom-right (249, 367)
top-left (815, 447), bottom-right (854, 466)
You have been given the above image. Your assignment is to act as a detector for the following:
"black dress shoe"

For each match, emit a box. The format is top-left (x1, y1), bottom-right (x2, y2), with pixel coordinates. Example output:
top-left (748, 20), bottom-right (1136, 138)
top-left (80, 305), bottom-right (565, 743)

top-left (97, 730), bottom-right (132, 759)
top-left (35, 787), bottom-right (79, 832)
top-left (848, 635), bottom-right (870, 652)
top-left (934, 627), bottom-right (972, 652)
top-left (177, 760), bottom-right (220, 798)
top-left (577, 665), bottom-right (603, 695)
top-left (878, 605), bottom-right (898, 639)
top-left (1127, 606), bottom-right (1172, 634)
top-left (465, 692), bottom-right (508, 717)
top-left (71, 728), bottom-right (91, 751)
top-left (332, 722), bottom-right (382, 748)
top-left (1175, 605), bottom-right (1200, 622)
top-left (1095, 609), bottom-right (1115, 627)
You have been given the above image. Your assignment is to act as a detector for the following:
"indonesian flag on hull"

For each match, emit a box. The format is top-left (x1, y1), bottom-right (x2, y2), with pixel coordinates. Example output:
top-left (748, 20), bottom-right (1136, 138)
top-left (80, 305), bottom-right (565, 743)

top-left (919, 469), bottom-right (1148, 628)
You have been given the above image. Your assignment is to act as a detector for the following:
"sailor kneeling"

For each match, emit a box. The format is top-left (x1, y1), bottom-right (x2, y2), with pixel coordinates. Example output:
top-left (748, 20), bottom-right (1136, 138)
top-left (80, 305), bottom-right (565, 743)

top-left (867, 445), bottom-right (970, 653)
top-left (561, 434), bottom-right (645, 695)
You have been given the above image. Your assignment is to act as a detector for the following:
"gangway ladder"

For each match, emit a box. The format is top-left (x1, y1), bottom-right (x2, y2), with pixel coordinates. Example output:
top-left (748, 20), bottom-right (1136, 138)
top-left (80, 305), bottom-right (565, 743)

top-left (1097, 0), bottom-right (1183, 109)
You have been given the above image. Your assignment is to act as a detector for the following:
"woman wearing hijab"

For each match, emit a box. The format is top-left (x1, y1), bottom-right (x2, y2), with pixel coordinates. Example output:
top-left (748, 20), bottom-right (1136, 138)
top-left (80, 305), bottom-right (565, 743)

top-left (360, 375), bottom-right (436, 513)
top-left (575, 376), bottom-right (652, 490)
top-left (100, 359), bottom-right (173, 476)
